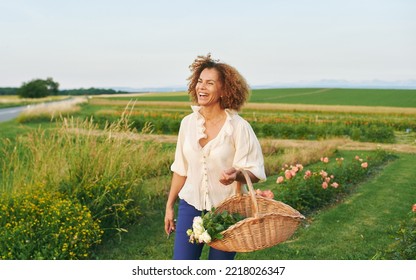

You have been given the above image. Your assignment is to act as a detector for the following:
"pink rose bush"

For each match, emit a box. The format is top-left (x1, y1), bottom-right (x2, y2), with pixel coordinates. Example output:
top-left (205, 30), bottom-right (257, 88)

top-left (272, 150), bottom-right (391, 214)
top-left (255, 188), bottom-right (274, 199)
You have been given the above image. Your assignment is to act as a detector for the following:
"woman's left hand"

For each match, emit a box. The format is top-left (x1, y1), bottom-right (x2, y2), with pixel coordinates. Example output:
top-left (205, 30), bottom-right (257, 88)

top-left (220, 167), bottom-right (238, 185)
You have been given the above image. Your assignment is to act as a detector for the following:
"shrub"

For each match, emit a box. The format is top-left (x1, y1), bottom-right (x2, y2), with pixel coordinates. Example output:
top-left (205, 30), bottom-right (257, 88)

top-left (61, 179), bottom-right (140, 239)
top-left (0, 188), bottom-right (102, 260)
top-left (17, 78), bottom-right (59, 98)
top-left (382, 204), bottom-right (416, 259)
top-left (274, 149), bottom-right (392, 214)
top-left (363, 125), bottom-right (395, 143)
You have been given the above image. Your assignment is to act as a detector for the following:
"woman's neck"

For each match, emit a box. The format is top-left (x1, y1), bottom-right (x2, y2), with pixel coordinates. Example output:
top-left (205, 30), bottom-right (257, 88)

top-left (200, 105), bottom-right (224, 121)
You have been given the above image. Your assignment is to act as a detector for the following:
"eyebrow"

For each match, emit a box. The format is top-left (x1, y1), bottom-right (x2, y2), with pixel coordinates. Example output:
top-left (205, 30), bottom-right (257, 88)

top-left (198, 78), bottom-right (217, 82)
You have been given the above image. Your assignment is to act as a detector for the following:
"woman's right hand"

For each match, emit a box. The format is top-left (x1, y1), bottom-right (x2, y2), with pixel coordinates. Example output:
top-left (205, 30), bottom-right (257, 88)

top-left (164, 207), bottom-right (175, 236)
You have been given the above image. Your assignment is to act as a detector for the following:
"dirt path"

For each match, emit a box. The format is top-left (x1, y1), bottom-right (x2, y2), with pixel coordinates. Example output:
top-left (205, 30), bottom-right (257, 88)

top-left (261, 138), bottom-right (416, 154)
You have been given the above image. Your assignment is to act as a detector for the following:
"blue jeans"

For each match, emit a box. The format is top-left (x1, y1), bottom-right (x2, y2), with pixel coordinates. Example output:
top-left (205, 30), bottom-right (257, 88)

top-left (173, 199), bottom-right (236, 260)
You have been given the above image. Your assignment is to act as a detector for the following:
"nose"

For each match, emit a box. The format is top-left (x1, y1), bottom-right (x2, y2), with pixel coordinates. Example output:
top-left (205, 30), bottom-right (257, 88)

top-left (197, 81), bottom-right (206, 91)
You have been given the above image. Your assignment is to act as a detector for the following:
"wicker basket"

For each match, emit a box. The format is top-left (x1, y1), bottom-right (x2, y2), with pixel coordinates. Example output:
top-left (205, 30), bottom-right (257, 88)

top-left (209, 169), bottom-right (305, 252)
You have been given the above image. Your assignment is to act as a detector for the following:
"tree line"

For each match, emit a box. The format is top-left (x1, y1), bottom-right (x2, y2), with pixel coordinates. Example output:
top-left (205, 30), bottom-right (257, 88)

top-left (0, 78), bottom-right (127, 97)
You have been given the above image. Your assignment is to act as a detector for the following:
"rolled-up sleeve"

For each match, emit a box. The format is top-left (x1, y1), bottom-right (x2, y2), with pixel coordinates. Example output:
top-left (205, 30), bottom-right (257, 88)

top-left (170, 118), bottom-right (188, 176)
top-left (232, 119), bottom-right (267, 182)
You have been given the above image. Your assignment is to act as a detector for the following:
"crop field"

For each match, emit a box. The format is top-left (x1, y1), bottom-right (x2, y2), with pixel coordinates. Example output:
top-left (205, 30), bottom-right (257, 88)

top-left (0, 88), bottom-right (415, 260)
top-left (77, 87), bottom-right (416, 145)
top-left (248, 88), bottom-right (416, 107)
top-left (109, 88), bottom-right (416, 107)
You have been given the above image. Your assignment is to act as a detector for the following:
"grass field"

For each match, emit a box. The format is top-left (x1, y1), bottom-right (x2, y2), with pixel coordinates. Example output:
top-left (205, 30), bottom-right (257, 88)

top-left (106, 88), bottom-right (416, 108)
top-left (248, 88), bottom-right (416, 107)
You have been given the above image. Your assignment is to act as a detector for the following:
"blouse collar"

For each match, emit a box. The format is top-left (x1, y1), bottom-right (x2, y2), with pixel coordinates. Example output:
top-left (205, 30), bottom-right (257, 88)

top-left (191, 105), bottom-right (237, 141)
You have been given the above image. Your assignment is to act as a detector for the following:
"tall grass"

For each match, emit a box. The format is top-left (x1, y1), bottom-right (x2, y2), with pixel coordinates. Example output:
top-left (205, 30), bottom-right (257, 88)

top-left (2, 114), bottom-right (171, 191)
top-left (1, 108), bottom-right (174, 240)
top-left (16, 97), bottom-right (88, 123)
top-left (261, 138), bottom-right (342, 176)
top-left (0, 95), bottom-right (69, 109)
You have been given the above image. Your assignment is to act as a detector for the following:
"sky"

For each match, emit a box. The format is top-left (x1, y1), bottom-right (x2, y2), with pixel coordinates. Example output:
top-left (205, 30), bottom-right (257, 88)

top-left (1, 0), bottom-right (415, 89)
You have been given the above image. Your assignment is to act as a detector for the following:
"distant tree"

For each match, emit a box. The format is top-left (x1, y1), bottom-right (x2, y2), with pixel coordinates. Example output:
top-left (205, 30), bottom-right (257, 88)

top-left (60, 87), bottom-right (127, 95)
top-left (17, 78), bottom-right (60, 98)
top-left (0, 87), bottom-right (19, 95)
top-left (45, 77), bottom-right (59, 95)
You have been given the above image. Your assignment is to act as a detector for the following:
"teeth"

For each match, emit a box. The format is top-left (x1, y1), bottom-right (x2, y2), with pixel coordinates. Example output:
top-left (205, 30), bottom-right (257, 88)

top-left (199, 93), bottom-right (207, 96)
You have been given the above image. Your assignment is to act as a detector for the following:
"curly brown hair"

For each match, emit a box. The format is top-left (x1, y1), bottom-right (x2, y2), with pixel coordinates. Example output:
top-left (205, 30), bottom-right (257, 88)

top-left (187, 54), bottom-right (250, 111)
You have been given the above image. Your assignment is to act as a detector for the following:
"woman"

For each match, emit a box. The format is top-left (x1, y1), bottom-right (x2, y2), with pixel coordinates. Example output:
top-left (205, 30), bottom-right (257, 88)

top-left (164, 54), bottom-right (266, 260)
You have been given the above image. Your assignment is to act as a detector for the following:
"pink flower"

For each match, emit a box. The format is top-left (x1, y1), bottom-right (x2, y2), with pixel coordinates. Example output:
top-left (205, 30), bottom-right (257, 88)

top-left (322, 182), bottom-right (328, 189)
top-left (361, 162), bottom-right (368, 168)
top-left (322, 157), bottom-right (329, 163)
top-left (261, 190), bottom-right (274, 199)
top-left (284, 169), bottom-right (293, 180)
top-left (320, 170), bottom-right (328, 178)
top-left (296, 163), bottom-right (304, 171)
top-left (412, 204), bottom-right (416, 212)
top-left (355, 155), bottom-right (360, 160)
top-left (291, 166), bottom-right (299, 173)
top-left (256, 189), bottom-right (274, 199)
top-left (325, 177), bottom-right (331, 183)
top-left (276, 176), bottom-right (284, 184)
top-left (304, 170), bottom-right (312, 179)
top-left (331, 182), bottom-right (339, 188)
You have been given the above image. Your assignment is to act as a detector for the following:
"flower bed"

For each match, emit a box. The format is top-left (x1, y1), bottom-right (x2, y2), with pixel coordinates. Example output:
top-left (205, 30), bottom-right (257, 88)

top-left (272, 149), bottom-right (394, 214)
top-left (0, 188), bottom-right (102, 260)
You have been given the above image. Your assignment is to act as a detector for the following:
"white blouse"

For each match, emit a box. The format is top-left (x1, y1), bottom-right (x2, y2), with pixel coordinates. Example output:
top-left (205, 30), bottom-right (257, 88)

top-left (171, 106), bottom-right (266, 211)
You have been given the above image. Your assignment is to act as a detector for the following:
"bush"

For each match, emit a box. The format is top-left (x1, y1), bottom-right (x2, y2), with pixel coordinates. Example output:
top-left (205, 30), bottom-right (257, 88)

top-left (363, 125), bottom-right (395, 143)
top-left (61, 179), bottom-right (140, 239)
top-left (17, 78), bottom-right (59, 98)
top-left (273, 149), bottom-right (393, 214)
top-left (0, 188), bottom-right (102, 260)
top-left (382, 205), bottom-right (416, 259)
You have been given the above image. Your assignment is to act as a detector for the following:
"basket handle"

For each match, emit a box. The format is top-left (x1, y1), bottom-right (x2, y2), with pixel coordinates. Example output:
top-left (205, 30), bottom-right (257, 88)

top-left (236, 169), bottom-right (259, 218)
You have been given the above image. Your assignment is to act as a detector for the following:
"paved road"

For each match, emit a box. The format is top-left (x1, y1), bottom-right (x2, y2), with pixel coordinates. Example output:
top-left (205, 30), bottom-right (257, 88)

top-left (0, 97), bottom-right (77, 123)
top-left (0, 105), bottom-right (27, 123)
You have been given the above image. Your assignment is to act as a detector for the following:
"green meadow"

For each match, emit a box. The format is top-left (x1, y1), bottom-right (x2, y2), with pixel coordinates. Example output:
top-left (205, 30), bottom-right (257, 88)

top-left (110, 88), bottom-right (416, 108)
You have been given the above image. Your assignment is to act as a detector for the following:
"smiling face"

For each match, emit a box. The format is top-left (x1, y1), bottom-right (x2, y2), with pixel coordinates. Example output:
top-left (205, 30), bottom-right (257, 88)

top-left (195, 68), bottom-right (223, 108)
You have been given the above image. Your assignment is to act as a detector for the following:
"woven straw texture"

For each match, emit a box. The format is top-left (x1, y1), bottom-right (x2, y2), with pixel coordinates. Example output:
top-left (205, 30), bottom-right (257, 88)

top-left (209, 170), bottom-right (305, 252)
